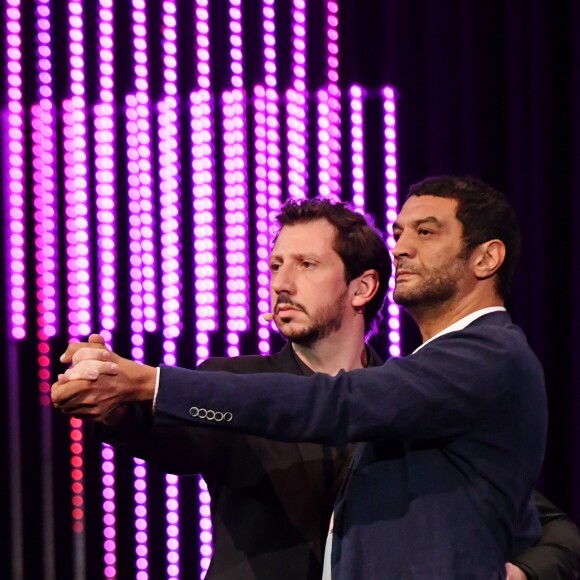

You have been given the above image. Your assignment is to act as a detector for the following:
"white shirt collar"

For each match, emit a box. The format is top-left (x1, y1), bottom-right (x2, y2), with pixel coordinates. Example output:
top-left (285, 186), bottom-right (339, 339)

top-left (412, 306), bottom-right (506, 354)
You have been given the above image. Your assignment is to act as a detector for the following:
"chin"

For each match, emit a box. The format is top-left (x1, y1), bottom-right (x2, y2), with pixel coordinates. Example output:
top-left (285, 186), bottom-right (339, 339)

top-left (277, 321), bottom-right (303, 336)
top-left (281, 326), bottom-right (318, 344)
top-left (393, 291), bottom-right (421, 309)
top-left (280, 327), bottom-right (307, 341)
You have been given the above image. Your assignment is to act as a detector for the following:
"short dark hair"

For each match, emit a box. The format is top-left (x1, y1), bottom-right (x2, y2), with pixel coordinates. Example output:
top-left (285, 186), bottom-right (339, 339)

top-left (407, 176), bottom-right (521, 298)
top-left (275, 198), bottom-right (391, 334)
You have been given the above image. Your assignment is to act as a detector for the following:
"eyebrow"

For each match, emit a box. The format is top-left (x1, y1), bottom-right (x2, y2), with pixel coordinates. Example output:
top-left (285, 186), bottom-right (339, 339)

top-left (269, 252), bottom-right (322, 263)
top-left (393, 216), bottom-right (443, 230)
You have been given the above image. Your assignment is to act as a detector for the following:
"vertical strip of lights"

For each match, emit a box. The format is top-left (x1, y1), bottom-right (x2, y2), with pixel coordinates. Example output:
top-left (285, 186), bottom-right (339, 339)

top-left (158, 0), bottom-right (181, 369)
top-left (253, 90), bottom-right (271, 352)
top-left (64, 0), bottom-right (91, 339)
top-left (33, 0), bottom-right (59, 372)
top-left (191, 0), bottom-right (217, 366)
top-left (157, 1), bottom-right (182, 578)
top-left (31, 20), bottom-right (58, 344)
top-left (254, 0), bottom-right (281, 355)
top-left (164, 473), bottom-right (180, 579)
top-left (126, 95), bottom-right (146, 359)
top-left (94, 1), bottom-right (117, 576)
top-left (126, 1), bottom-right (154, 577)
top-left (33, 1), bottom-right (59, 575)
top-left (95, 0), bottom-right (117, 345)
top-left (63, 1), bottom-right (91, 576)
top-left (191, 1), bottom-right (218, 575)
top-left (5, 1), bottom-right (25, 573)
top-left (222, 0), bottom-right (249, 359)
top-left (126, 0), bottom-right (157, 348)
top-left (382, 87), bottom-right (401, 358)
top-left (100, 445), bottom-right (116, 580)
top-left (285, 0), bottom-right (308, 200)
top-left (5, 0), bottom-right (26, 340)
top-left (317, 1), bottom-right (341, 199)
top-left (348, 85), bottom-right (365, 212)
top-left (198, 479), bottom-right (212, 579)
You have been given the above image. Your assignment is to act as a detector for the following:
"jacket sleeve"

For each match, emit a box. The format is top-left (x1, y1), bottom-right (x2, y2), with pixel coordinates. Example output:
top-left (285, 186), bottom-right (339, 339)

top-left (94, 359), bottom-right (234, 477)
top-left (510, 490), bottom-right (580, 580)
top-left (155, 325), bottom-right (545, 446)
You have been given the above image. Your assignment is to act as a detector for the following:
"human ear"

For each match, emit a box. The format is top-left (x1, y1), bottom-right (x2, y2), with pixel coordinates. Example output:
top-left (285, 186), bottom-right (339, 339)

top-left (473, 240), bottom-right (506, 280)
top-left (352, 269), bottom-right (380, 309)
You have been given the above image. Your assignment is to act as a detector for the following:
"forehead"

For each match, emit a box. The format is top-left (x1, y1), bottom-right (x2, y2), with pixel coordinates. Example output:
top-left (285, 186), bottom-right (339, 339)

top-left (396, 195), bottom-right (460, 227)
top-left (272, 219), bottom-right (339, 256)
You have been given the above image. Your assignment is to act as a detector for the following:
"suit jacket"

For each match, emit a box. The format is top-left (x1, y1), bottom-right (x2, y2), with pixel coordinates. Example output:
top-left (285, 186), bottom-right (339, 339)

top-left (97, 343), bottom-right (382, 579)
top-left (156, 311), bottom-right (548, 579)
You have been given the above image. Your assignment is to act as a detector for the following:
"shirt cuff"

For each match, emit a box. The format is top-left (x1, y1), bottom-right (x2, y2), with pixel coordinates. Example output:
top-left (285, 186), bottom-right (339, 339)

top-left (152, 366), bottom-right (161, 413)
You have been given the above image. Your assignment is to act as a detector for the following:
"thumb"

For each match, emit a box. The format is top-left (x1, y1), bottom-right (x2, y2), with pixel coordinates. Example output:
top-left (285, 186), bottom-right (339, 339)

top-left (88, 334), bottom-right (106, 347)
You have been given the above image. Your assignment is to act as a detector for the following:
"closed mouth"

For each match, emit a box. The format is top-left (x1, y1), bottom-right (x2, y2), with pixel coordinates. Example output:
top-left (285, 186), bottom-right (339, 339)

top-left (277, 305), bottom-right (300, 313)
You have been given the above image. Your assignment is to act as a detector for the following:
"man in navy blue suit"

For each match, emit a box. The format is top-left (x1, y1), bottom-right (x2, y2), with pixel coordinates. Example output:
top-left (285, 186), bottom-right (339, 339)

top-left (54, 178), bottom-right (555, 578)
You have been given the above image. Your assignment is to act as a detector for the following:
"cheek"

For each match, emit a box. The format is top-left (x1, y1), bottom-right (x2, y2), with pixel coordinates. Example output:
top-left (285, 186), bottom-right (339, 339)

top-left (311, 277), bottom-right (347, 303)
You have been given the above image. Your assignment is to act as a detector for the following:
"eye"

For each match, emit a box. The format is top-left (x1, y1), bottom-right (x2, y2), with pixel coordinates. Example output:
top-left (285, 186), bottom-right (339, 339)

top-left (301, 260), bottom-right (315, 269)
top-left (418, 228), bottom-right (432, 237)
top-left (269, 262), bottom-right (281, 272)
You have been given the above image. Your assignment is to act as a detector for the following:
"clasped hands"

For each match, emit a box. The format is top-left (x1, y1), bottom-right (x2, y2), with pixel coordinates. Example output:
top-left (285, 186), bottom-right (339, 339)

top-left (51, 334), bottom-right (157, 422)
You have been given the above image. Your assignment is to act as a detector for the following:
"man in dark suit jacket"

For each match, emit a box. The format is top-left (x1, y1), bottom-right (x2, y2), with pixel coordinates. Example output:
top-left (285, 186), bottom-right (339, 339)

top-left (93, 344), bottom-right (580, 580)
top-left (54, 189), bottom-right (580, 578)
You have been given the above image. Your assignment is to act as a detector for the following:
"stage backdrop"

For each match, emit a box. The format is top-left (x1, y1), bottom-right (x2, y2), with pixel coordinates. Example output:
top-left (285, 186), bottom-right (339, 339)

top-left (1, 1), bottom-right (579, 579)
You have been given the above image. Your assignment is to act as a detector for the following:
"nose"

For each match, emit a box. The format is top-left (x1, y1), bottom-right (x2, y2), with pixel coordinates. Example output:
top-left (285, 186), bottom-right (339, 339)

top-left (270, 263), bottom-right (296, 297)
top-left (392, 229), bottom-right (416, 261)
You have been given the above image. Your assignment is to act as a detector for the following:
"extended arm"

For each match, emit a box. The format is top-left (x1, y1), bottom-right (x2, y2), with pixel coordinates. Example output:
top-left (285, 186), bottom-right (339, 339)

top-left (152, 326), bottom-right (545, 447)
top-left (53, 325), bottom-right (545, 446)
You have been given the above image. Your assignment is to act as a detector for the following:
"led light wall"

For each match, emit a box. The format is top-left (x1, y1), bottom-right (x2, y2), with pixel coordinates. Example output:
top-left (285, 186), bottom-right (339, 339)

top-left (2, 2), bottom-right (399, 578)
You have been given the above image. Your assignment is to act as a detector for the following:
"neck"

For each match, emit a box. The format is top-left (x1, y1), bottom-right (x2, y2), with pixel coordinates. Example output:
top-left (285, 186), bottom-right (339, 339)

top-left (291, 327), bottom-right (368, 375)
top-left (411, 291), bottom-right (504, 342)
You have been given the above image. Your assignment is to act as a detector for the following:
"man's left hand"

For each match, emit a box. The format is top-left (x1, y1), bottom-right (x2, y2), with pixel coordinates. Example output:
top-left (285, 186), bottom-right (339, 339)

top-left (505, 563), bottom-right (527, 580)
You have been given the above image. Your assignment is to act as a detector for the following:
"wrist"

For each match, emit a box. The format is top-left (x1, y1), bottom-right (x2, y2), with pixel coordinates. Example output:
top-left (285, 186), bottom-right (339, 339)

top-left (134, 364), bottom-right (158, 403)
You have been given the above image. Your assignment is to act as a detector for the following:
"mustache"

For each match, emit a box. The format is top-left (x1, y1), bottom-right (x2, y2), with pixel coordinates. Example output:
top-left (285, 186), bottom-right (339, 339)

top-left (395, 260), bottom-right (420, 274)
top-left (275, 294), bottom-right (306, 314)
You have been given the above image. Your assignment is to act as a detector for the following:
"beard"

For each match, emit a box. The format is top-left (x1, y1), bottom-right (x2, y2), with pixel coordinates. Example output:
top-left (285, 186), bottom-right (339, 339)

top-left (276, 290), bottom-right (348, 347)
top-left (394, 257), bottom-right (466, 314)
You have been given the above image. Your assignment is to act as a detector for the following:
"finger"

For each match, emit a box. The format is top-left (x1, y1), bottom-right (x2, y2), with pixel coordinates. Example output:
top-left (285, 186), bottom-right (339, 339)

top-left (58, 403), bottom-right (98, 419)
top-left (60, 407), bottom-right (110, 422)
top-left (60, 407), bottom-right (93, 418)
top-left (51, 379), bottom-right (92, 407)
top-left (60, 342), bottom-right (91, 364)
top-left (64, 360), bottom-right (119, 381)
top-left (57, 373), bottom-right (70, 384)
top-left (59, 335), bottom-right (107, 364)
top-left (71, 347), bottom-right (111, 366)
